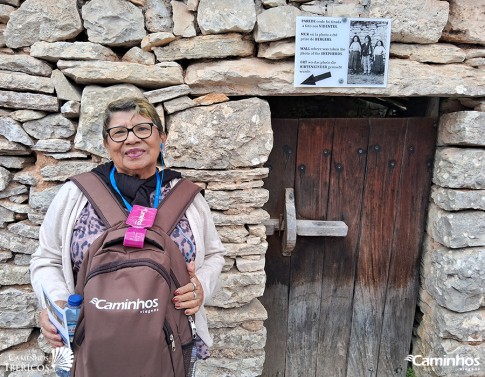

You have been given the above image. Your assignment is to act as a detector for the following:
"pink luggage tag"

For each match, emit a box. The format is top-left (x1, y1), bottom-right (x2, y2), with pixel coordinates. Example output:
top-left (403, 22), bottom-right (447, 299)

top-left (126, 205), bottom-right (157, 228)
top-left (123, 205), bottom-right (157, 248)
top-left (123, 227), bottom-right (147, 248)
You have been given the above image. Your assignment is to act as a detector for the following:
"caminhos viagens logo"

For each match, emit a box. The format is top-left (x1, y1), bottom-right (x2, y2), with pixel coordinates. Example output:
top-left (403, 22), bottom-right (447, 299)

top-left (90, 297), bottom-right (159, 314)
top-left (405, 354), bottom-right (481, 373)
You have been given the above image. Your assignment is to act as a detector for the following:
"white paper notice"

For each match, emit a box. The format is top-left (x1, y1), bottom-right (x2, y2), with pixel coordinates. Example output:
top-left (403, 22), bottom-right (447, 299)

top-left (294, 17), bottom-right (391, 88)
top-left (42, 287), bottom-right (71, 348)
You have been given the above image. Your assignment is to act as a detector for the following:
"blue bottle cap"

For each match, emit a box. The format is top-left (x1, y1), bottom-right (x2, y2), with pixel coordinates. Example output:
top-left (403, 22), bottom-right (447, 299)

top-left (68, 294), bottom-right (83, 307)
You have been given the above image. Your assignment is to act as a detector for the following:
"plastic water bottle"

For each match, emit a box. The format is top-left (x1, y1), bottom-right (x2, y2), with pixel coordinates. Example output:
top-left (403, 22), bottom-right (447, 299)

top-left (65, 294), bottom-right (83, 343)
top-left (55, 294), bottom-right (82, 377)
top-left (55, 367), bottom-right (71, 377)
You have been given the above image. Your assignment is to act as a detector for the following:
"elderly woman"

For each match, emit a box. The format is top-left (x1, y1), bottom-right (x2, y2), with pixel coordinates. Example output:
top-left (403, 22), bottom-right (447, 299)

top-left (30, 97), bottom-right (225, 376)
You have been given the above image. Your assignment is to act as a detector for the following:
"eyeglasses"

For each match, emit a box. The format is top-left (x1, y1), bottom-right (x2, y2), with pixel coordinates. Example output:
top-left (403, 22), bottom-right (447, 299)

top-left (106, 123), bottom-right (158, 143)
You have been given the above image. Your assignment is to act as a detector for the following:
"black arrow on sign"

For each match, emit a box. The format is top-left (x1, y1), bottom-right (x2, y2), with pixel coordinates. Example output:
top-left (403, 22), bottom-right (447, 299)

top-left (301, 71), bottom-right (332, 85)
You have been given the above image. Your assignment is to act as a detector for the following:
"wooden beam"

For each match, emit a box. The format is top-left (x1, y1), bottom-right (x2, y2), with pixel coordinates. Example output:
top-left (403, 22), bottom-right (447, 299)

top-left (263, 219), bottom-right (279, 235)
top-left (282, 188), bottom-right (297, 256)
top-left (297, 220), bottom-right (348, 237)
top-left (264, 219), bottom-right (348, 237)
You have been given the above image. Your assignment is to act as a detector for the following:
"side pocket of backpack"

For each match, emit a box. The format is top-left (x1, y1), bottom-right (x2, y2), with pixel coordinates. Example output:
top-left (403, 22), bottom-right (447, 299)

top-left (72, 305), bottom-right (85, 349)
top-left (163, 318), bottom-right (187, 377)
top-left (71, 305), bottom-right (85, 377)
top-left (181, 337), bottom-right (194, 377)
top-left (72, 319), bottom-right (85, 348)
top-left (182, 315), bottom-right (196, 376)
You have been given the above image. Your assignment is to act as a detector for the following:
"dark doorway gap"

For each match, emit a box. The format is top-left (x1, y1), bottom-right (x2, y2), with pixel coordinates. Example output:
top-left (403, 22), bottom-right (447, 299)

top-left (261, 96), bottom-right (434, 119)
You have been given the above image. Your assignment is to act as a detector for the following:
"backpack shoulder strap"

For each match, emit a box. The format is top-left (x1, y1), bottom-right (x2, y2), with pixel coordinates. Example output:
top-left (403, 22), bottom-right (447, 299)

top-left (70, 172), bottom-right (127, 227)
top-left (155, 178), bottom-right (202, 234)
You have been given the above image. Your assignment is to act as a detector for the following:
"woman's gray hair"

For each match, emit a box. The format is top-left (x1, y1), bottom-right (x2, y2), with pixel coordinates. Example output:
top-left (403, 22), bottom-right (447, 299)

top-left (102, 97), bottom-right (164, 140)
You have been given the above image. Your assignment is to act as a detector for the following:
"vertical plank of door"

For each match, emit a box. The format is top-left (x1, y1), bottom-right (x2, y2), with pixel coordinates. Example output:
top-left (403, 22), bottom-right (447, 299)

top-left (347, 119), bottom-right (407, 377)
top-left (376, 119), bottom-right (436, 376)
top-left (294, 119), bottom-right (334, 220)
top-left (261, 119), bottom-right (299, 377)
top-left (286, 119), bottom-right (334, 377)
top-left (316, 119), bottom-right (369, 376)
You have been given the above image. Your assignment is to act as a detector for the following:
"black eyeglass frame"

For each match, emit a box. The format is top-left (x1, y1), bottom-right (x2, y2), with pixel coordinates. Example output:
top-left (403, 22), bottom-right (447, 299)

top-left (106, 123), bottom-right (159, 143)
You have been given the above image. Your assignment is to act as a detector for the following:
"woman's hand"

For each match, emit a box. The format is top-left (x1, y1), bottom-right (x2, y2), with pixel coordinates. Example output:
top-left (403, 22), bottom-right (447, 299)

top-left (39, 300), bottom-right (66, 348)
top-left (172, 261), bottom-right (204, 316)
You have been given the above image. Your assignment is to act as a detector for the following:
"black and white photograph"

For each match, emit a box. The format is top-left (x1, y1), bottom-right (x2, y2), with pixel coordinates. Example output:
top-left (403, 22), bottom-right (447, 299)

top-left (347, 20), bottom-right (391, 86)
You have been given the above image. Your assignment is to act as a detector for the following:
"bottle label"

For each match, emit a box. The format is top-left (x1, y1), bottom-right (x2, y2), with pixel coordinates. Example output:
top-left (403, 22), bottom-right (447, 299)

top-left (67, 323), bottom-right (76, 341)
top-left (66, 306), bottom-right (80, 343)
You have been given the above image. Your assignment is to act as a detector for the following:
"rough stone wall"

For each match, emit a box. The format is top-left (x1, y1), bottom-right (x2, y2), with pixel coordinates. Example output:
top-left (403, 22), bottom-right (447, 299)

top-left (414, 111), bottom-right (485, 377)
top-left (0, 0), bottom-right (482, 376)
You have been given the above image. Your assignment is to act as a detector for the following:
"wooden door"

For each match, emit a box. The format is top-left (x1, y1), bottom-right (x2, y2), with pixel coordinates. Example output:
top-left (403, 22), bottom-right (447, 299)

top-left (261, 118), bottom-right (436, 377)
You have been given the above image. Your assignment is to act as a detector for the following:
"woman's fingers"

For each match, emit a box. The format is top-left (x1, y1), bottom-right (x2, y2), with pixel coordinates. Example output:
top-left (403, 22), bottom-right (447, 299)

top-left (190, 276), bottom-right (204, 305)
top-left (186, 262), bottom-right (204, 304)
top-left (187, 261), bottom-right (196, 278)
top-left (173, 292), bottom-right (201, 316)
top-left (39, 309), bottom-right (64, 348)
top-left (173, 283), bottom-right (201, 307)
top-left (173, 289), bottom-right (200, 315)
top-left (173, 265), bottom-right (204, 315)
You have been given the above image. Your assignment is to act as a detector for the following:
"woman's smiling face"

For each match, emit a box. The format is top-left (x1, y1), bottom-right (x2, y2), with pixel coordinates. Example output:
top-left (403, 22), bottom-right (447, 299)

top-left (103, 110), bottom-right (165, 179)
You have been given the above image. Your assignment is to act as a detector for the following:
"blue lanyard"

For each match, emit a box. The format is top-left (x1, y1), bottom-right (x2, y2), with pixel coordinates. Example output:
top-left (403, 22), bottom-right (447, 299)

top-left (109, 166), bottom-right (161, 212)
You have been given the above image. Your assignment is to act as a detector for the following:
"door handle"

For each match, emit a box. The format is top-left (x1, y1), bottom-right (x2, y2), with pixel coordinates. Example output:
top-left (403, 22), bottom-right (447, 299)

top-left (264, 188), bottom-right (348, 256)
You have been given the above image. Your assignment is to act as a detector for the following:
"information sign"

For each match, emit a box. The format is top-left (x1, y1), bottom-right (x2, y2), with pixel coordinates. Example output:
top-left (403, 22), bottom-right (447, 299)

top-left (294, 17), bottom-right (391, 88)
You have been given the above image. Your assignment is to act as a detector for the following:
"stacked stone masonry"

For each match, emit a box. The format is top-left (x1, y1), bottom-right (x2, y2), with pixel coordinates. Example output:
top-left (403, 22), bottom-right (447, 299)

top-left (417, 111), bottom-right (485, 377)
top-left (0, 0), bottom-right (482, 376)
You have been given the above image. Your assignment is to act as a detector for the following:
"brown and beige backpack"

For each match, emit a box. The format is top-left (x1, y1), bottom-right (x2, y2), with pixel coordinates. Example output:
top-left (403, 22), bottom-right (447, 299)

top-left (69, 172), bottom-right (201, 377)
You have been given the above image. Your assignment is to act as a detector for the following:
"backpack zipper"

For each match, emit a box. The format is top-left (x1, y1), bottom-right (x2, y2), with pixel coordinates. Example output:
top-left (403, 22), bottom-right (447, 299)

top-left (163, 321), bottom-right (176, 352)
top-left (85, 259), bottom-right (171, 286)
top-left (170, 271), bottom-right (181, 288)
top-left (188, 315), bottom-right (197, 339)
